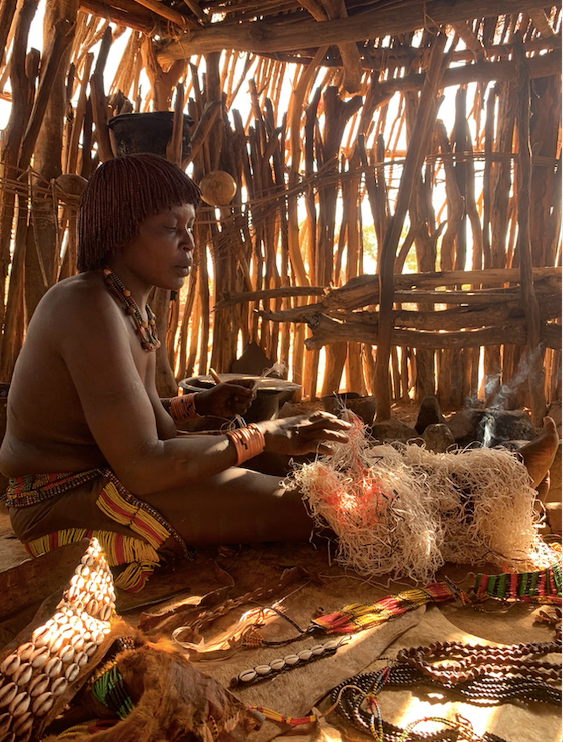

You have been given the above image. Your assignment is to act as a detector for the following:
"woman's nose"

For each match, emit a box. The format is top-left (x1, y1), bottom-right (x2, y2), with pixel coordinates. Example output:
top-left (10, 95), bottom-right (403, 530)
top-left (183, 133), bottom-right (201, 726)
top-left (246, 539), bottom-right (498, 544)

top-left (181, 229), bottom-right (195, 249)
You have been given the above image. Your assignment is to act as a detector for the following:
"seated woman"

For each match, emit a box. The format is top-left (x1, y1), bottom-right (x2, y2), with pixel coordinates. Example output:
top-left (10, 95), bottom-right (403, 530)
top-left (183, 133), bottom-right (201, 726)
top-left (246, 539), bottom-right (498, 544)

top-left (0, 153), bottom-right (351, 591)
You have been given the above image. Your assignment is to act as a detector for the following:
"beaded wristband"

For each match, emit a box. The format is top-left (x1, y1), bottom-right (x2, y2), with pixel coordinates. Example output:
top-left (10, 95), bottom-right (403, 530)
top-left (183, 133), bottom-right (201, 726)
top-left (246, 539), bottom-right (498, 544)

top-left (226, 424), bottom-right (265, 465)
top-left (169, 393), bottom-right (202, 424)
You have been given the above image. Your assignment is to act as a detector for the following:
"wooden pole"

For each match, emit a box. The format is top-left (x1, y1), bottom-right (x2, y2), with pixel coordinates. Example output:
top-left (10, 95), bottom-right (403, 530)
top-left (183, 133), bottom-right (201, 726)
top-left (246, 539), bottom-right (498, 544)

top-left (89, 25), bottom-right (113, 162)
top-left (514, 35), bottom-right (547, 426)
top-left (0, 0), bottom-right (40, 341)
top-left (375, 32), bottom-right (447, 420)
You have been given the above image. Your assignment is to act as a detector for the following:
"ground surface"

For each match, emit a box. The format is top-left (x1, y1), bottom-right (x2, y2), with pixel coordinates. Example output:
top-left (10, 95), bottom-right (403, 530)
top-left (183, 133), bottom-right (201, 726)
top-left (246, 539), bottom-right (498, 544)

top-left (0, 400), bottom-right (560, 742)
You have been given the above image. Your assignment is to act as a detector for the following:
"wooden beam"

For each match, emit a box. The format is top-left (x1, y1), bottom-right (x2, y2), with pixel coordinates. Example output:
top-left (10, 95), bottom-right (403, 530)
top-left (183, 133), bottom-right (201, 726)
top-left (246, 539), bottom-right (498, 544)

top-left (301, 313), bottom-right (561, 351)
top-left (79, 0), bottom-right (163, 34)
top-left (213, 266), bottom-right (561, 309)
top-left (158, 0), bottom-right (553, 62)
top-left (375, 50), bottom-right (561, 97)
top-left (132, 0), bottom-right (197, 29)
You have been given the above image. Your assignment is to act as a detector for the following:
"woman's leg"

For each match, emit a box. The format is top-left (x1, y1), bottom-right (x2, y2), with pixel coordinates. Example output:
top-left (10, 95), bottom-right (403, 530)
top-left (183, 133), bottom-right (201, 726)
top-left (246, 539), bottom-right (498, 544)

top-left (143, 467), bottom-right (313, 546)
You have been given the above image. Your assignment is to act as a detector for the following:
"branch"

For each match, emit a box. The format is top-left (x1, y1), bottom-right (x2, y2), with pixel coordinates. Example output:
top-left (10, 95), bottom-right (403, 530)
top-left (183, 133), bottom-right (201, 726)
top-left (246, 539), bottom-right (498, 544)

top-left (158, 0), bottom-right (552, 62)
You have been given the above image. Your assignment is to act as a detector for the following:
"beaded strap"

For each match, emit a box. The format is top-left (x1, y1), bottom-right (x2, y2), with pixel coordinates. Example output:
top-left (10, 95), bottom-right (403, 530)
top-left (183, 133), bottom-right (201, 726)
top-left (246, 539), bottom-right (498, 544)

top-left (169, 393), bottom-right (202, 423)
top-left (473, 546), bottom-right (562, 605)
top-left (90, 661), bottom-right (135, 720)
top-left (231, 636), bottom-right (350, 687)
top-left (226, 424), bottom-right (265, 465)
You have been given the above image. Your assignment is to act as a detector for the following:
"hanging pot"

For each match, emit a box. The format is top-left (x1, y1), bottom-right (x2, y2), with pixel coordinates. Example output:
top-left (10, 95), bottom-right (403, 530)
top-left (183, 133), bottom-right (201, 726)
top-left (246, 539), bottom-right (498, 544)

top-left (107, 111), bottom-right (194, 160)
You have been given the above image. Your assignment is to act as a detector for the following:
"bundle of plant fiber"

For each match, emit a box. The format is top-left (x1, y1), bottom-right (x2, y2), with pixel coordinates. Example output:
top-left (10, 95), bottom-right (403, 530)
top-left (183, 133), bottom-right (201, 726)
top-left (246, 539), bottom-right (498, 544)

top-left (292, 418), bottom-right (548, 583)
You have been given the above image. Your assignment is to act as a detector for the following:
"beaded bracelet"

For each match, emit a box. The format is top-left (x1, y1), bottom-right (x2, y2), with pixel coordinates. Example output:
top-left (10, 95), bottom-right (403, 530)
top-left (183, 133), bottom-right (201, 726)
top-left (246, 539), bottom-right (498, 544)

top-left (226, 424), bottom-right (265, 465)
top-left (169, 393), bottom-right (202, 423)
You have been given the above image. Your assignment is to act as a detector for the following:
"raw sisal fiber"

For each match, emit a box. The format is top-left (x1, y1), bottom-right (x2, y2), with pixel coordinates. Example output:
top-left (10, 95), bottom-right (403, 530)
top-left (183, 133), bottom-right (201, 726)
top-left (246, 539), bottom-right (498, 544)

top-left (292, 420), bottom-right (549, 583)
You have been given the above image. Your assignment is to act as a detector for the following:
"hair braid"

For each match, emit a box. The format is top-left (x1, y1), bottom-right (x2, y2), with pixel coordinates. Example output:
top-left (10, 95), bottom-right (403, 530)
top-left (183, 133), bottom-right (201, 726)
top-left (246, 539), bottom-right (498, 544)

top-left (77, 154), bottom-right (201, 272)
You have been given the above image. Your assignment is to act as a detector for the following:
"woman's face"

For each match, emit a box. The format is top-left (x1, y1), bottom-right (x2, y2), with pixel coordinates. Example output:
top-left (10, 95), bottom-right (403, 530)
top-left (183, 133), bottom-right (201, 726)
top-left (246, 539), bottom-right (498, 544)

top-left (118, 203), bottom-right (196, 291)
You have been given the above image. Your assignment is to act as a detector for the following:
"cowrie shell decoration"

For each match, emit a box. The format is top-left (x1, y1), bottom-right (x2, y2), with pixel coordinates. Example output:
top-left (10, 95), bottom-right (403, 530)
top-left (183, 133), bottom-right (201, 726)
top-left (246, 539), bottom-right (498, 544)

top-left (44, 657), bottom-right (63, 678)
top-left (65, 664), bottom-right (80, 683)
top-left (0, 711), bottom-right (11, 733)
top-left (234, 636), bottom-right (351, 687)
top-left (28, 675), bottom-right (50, 698)
top-left (0, 656), bottom-right (19, 677)
top-left (30, 646), bottom-right (50, 669)
top-left (12, 663), bottom-right (32, 687)
top-left (12, 711), bottom-right (33, 736)
top-left (0, 684), bottom-right (17, 709)
top-left (51, 677), bottom-right (68, 697)
top-left (31, 691), bottom-right (55, 716)
top-left (31, 625), bottom-right (52, 648)
top-left (15, 643), bottom-right (35, 662)
top-left (8, 691), bottom-right (30, 717)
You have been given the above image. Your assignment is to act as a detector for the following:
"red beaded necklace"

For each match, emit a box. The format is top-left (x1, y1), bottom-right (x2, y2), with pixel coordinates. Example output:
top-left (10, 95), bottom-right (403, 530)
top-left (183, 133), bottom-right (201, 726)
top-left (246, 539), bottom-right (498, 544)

top-left (102, 267), bottom-right (161, 352)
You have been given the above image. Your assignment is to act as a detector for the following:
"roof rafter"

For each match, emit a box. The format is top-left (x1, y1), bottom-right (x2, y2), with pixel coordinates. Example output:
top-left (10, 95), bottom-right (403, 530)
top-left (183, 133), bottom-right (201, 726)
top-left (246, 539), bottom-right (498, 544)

top-left (158, 0), bottom-right (555, 63)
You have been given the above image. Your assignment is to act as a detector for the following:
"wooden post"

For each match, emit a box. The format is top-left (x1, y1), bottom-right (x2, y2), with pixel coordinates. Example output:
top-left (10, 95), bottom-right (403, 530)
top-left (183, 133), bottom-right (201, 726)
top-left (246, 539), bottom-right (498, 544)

top-left (514, 35), bottom-right (547, 426)
top-left (0, 0), bottom-right (40, 349)
top-left (27, 0), bottom-right (79, 319)
top-left (375, 33), bottom-right (447, 420)
top-left (89, 26), bottom-right (113, 163)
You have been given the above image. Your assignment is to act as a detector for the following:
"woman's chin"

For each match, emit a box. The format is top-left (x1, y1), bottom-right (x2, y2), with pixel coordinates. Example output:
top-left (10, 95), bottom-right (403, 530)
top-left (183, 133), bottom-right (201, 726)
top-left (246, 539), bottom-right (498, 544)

top-left (156, 274), bottom-right (186, 291)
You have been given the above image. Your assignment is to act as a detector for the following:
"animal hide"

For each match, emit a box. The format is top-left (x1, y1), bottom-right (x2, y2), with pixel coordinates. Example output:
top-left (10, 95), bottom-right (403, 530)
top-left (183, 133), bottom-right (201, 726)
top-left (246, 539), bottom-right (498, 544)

top-left (42, 629), bottom-right (263, 742)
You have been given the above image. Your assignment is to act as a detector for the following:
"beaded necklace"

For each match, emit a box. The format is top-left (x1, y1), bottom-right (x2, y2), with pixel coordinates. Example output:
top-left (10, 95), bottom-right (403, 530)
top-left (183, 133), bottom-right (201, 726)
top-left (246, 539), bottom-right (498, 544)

top-left (102, 267), bottom-right (161, 352)
top-left (396, 639), bottom-right (562, 685)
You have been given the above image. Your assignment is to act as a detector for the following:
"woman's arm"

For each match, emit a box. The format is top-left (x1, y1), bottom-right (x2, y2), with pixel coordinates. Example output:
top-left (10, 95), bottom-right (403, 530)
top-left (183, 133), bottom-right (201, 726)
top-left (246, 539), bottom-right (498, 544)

top-left (56, 284), bottom-right (348, 497)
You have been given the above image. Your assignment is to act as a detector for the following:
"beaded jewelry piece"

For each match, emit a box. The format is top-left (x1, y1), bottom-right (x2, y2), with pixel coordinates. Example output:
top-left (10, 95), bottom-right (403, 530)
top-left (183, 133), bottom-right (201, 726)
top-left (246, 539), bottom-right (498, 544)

top-left (396, 639), bottom-right (562, 684)
top-left (231, 636), bottom-right (350, 688)
top-left (473, 545), bottom-right (562, 605)
top-left (331, 668), bottom-right (513, 742)
top-left (169, 393), bottom-right (202, 423)
top-left (226, 424), bottom-right (265, 465)
top-left (102, 267), bottom-right (161, 352)
top-left (333, 663), bottom-right (561, 711)
top-left (90, 661), bottom-right (135, 719)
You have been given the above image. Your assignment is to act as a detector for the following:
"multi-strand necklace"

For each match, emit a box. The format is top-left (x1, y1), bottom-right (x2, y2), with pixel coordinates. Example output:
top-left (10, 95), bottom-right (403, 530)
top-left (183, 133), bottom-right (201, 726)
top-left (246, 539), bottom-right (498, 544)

top-left (102, 267), bottom-right (161, 352)
top-left (331, 639), bottom-right (562, 741)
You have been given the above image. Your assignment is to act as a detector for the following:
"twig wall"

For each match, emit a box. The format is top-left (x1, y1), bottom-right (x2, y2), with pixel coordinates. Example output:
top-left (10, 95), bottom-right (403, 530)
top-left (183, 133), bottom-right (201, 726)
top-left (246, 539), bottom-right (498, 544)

top-left (0, 2), bottom-right (561, 420)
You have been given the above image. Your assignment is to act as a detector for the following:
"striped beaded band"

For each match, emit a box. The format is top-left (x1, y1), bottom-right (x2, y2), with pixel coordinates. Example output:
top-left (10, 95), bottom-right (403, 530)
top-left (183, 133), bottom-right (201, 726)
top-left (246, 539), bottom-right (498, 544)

top-left (169, 393), bottom-right (202, 424)
top-left (226, 424), bottom-right (265, 465)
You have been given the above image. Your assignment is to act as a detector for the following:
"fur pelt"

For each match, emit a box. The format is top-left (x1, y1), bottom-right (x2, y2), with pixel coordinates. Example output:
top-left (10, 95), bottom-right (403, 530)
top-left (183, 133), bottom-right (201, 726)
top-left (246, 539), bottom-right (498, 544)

top-left (42, 629), bottom-right (262, 742)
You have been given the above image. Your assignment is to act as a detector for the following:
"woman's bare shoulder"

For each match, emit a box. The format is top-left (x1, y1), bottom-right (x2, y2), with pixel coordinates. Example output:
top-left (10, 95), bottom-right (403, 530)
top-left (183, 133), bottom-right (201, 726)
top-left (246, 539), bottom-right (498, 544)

top-left (28, 273), bottom-right (123, 351)
top-left (35, 273), bottom-right (113, 320)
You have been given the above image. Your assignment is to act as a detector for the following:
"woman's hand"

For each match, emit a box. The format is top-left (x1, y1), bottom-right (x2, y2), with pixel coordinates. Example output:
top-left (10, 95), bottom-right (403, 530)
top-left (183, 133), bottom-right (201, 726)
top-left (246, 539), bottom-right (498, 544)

top-left (259, 411), bottom-right (351, 456)
top-left (195, 380), bottom-right (256, 418)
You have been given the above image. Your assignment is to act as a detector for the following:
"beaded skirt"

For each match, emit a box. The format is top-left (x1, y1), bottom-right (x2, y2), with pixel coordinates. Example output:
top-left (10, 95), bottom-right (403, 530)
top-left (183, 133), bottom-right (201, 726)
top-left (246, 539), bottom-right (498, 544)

top-left (2, 469), bottom-right (189, 592)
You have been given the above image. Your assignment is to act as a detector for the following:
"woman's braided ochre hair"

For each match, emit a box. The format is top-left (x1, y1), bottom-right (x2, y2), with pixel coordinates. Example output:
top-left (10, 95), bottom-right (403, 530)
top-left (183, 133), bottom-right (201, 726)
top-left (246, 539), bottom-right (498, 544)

top-left (77, 154), bottom-right (201, 272)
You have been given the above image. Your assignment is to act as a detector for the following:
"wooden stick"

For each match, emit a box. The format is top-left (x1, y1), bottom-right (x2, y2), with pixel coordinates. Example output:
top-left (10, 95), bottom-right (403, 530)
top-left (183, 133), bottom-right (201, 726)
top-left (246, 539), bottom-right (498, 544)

top-left (0, 0), bottom-right (18, 69)
top-left (0, 0), bottom-right (40, 343)
top-left (166, 81), bottom-right (184, 166)
top-left (66, 52), bottom-right (94, 174)
top-left (158, 0), bottom-right (554, 61)
top-left (89, 25), bottom-right (113, 163)
top-left (375, 32), bottom-right (447, 419)
top-left (514, 33), bottom-right (547, 425)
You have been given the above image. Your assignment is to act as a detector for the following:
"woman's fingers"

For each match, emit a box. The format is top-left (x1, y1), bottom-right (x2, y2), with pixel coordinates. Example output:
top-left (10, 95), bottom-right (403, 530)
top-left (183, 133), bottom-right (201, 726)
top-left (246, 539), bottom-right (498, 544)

top-left (297, 415), bottom-right (351, 437)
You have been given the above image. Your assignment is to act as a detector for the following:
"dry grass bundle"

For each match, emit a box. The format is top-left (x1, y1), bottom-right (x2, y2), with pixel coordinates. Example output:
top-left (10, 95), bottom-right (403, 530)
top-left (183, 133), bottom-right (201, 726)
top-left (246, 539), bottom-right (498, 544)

top-left (292, 421), bottom-right (548, 583)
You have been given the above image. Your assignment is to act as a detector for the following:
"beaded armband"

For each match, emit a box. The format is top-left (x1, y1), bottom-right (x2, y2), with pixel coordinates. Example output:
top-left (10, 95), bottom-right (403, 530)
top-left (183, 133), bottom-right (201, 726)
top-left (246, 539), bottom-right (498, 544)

top-left (226, 424), bottom-right (265, 465)
top-left (169, 393), bottom-right (202, 424)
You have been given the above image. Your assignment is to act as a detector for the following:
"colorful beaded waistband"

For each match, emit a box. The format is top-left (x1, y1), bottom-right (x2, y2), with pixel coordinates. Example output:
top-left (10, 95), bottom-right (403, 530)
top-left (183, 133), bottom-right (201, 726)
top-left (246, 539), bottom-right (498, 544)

top-left (2, 470), bottom-right (101, 508)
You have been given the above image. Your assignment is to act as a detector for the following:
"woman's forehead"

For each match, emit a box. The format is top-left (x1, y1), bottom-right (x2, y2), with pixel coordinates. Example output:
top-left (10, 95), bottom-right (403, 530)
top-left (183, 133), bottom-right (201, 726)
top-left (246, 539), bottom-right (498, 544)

top-left (150, 203), bottom-right (196, 219)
